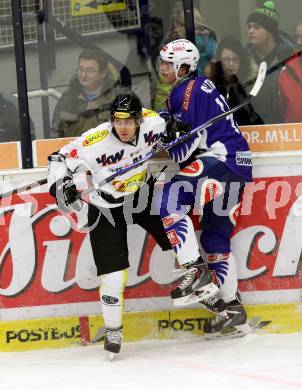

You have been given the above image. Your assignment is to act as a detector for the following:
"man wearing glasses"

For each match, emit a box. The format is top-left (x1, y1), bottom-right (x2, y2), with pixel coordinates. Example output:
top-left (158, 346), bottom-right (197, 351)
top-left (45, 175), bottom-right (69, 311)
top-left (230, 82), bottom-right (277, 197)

top-left (51, 48), bottom-right (128, 138)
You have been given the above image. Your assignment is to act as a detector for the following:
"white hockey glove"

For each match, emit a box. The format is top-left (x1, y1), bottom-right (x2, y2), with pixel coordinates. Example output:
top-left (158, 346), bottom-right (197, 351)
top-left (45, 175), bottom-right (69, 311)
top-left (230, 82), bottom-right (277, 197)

top-left (49, 176), bottom-right (83, 213)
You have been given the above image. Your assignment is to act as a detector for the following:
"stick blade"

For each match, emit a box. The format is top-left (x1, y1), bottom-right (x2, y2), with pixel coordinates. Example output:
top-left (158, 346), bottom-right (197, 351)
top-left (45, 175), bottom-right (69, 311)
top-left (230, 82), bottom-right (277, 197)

top-left (249, 61), bottom-right (267, 97)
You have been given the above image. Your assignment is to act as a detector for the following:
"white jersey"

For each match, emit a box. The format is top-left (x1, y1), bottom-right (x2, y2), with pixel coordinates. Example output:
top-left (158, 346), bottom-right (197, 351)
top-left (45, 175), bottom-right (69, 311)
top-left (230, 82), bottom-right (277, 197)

top-left (48, 109), bottom-right (165, 208)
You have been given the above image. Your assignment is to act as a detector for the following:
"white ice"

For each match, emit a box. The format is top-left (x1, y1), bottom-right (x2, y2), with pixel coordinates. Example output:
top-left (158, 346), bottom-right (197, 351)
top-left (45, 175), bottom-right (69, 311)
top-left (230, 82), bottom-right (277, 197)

top-left (1, 333), bottom-right (302, 390)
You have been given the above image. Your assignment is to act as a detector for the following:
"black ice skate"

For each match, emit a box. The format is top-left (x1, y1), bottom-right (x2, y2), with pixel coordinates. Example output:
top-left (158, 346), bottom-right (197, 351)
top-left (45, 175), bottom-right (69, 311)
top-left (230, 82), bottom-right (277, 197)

top-left (204, 296), bottom-right (251, 339)
top-left (104, 327), bottom-right (122, 360)
top-left (171, 259), bottom-right (226, 313)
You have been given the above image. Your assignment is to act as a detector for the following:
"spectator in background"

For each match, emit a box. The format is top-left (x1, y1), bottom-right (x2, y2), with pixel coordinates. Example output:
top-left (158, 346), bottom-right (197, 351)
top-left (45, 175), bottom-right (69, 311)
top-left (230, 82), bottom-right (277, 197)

top-left (209, 37), bottom-right (263, 126)
top-left (294, 21), bottom-right (302, 48)
top-left (278, 21), bottom-right (302, 123)
top-left (0, 91), bottom-right (20, 142)
top-left (164, 3), bottom-right (217, 75)
top-left (152, 3), bottom-right (217, 111)
top-left (0, 91), bottom-right (35, 142)
top-left (245, 1), bottom-right (295, 124)
top-left (51, 48), bottom-right (129, 138)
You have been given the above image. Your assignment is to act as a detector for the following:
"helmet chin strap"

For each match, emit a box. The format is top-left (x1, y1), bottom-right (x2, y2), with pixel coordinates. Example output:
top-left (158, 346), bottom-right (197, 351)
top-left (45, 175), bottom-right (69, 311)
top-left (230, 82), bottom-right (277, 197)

top-left (175, 70), bottom-right (190, 84)
top-left (174, 63), bottom-right (182, 82)
top-left (175, 74), bottom-right (185, 83)
top-left (174, 63), bottom-right (190, 83)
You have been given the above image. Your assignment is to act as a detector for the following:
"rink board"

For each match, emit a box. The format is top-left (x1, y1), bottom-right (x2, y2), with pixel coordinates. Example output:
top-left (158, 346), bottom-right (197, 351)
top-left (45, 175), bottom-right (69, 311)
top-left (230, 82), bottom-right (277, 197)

top-left (1, 154), bottom-right (302, 352)
top-left (1, 303), bottom-right (302, 352)
top-left (2, 123), bottom-right (302, 170)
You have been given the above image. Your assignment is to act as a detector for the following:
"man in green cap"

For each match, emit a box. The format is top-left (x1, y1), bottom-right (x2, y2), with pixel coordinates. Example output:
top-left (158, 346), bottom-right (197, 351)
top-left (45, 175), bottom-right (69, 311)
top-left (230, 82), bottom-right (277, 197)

top-left (246, 1), bottom-right (295, 124)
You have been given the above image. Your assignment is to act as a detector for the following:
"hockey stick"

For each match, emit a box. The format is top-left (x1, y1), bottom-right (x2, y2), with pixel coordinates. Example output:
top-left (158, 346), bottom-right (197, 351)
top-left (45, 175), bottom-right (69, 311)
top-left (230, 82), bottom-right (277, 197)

top-left (0, 178), bottom-right (48, 199)
top-left (0, 62), bottom-right (266, 201)
top-left (81, 61), bottom-right (267, 198)
top-left (243, 49), bottom-right (301, 90)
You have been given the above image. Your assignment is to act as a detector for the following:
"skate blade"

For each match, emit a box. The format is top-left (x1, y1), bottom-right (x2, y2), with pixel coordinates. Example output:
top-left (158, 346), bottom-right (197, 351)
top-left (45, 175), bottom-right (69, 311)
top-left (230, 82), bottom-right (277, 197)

top-left (173, 282), bottom-right (219, 307)
top-left (204, 323), bottom-right (253, 340)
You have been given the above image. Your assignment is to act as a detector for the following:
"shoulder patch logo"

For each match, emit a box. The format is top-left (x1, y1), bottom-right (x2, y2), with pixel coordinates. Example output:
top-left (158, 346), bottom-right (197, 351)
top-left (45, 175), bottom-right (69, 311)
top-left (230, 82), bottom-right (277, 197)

top-left (142, 109), bottom-right (158, 117)
top-left (82, 130), bottom-right (109, 146)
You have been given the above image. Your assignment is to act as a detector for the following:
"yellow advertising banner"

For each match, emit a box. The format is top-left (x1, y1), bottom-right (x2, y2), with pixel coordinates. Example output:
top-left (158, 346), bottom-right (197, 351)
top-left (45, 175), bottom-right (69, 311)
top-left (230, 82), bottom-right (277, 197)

top-left (1, 303), bottom-right (302, 351)
top-left (71, 0), bottom-right (127, 16)
top-left (240, 122), bottom-right (302, 152)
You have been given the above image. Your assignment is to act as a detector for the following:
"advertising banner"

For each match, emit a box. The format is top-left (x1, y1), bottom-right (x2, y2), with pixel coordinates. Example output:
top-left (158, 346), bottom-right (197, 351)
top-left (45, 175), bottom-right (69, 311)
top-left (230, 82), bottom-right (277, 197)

top-left (0, 142), bottom-right (21, 170)
top-left (71, 0), bottom-right (127, 16)
top-left (0, 123), bottom-right (298, 171)
top-left (241, 122), bottom-right (302, 152)
top-left (1, 174), bottom-right (302, 320)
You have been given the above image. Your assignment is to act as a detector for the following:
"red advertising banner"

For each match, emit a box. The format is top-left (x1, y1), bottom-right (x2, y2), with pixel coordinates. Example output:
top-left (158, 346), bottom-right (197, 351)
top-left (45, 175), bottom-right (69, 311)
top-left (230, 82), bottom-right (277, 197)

top-left (0, 175), bottom-right (302, 312)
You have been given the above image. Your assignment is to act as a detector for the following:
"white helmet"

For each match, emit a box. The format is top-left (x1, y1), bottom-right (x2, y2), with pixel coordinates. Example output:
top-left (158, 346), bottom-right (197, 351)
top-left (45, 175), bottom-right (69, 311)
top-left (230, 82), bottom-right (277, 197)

top-left (159, 39), bottom-right (200, 76)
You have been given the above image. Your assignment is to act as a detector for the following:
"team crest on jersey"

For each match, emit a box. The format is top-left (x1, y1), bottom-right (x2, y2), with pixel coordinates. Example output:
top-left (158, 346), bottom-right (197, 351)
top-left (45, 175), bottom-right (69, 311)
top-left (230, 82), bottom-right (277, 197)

top-left (112, 170), bottom-right (147, 192)
top-left (180, 160), bottom-right (204, 177)
top-left (82, 130), bottom-right (109, 147)
top-left (142, 109), bottom-right (158, 117)
top-left (200, 179), bottom-right (224, 206)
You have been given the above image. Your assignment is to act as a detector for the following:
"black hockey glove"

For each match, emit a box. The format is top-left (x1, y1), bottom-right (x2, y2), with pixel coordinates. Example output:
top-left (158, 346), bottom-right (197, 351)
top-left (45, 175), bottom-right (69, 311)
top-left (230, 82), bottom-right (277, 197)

top-left (49, 176), bottom-right (83, 213)
top-left (161, 120), bottom-right (191, 144)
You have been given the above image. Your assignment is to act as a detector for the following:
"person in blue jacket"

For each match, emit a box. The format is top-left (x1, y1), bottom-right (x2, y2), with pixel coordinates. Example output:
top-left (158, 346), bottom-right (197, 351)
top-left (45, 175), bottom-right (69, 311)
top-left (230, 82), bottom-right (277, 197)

top-left (157, 38), bottom-right (252, 338)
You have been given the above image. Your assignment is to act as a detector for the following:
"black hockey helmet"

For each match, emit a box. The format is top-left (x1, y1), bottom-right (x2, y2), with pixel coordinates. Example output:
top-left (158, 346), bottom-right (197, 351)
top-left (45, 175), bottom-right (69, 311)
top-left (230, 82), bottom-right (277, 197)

top-left (110, 92), bottom-right (142, 121)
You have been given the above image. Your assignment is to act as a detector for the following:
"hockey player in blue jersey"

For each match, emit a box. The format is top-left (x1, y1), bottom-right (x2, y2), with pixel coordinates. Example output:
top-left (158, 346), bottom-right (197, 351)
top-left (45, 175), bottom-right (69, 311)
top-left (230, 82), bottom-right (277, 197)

top-left (158, 39), bottom-right (252, 338)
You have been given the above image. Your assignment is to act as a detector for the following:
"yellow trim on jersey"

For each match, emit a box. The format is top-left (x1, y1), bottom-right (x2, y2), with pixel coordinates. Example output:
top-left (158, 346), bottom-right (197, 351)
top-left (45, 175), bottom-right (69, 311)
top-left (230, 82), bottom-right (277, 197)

top-left (142, 108), bottom-right (158, 117)
top-left (112, 170), bottom-right (147, 192)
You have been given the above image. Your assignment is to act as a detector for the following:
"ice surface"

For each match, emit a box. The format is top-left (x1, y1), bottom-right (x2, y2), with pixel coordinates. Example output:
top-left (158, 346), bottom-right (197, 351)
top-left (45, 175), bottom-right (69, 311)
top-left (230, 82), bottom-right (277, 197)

top-left (1, 333), bottom-right (302, 390)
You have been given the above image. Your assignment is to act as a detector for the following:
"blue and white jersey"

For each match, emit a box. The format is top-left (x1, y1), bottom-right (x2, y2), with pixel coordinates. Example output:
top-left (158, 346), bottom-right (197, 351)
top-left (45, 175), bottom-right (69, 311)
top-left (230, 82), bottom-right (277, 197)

top-left (167, 75), bottom-right (252, 181)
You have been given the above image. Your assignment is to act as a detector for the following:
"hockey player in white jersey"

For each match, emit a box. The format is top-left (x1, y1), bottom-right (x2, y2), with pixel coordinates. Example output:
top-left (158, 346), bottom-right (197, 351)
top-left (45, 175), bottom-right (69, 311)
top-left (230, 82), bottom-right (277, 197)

top-left (48, 93), bottom-right (172, 358)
